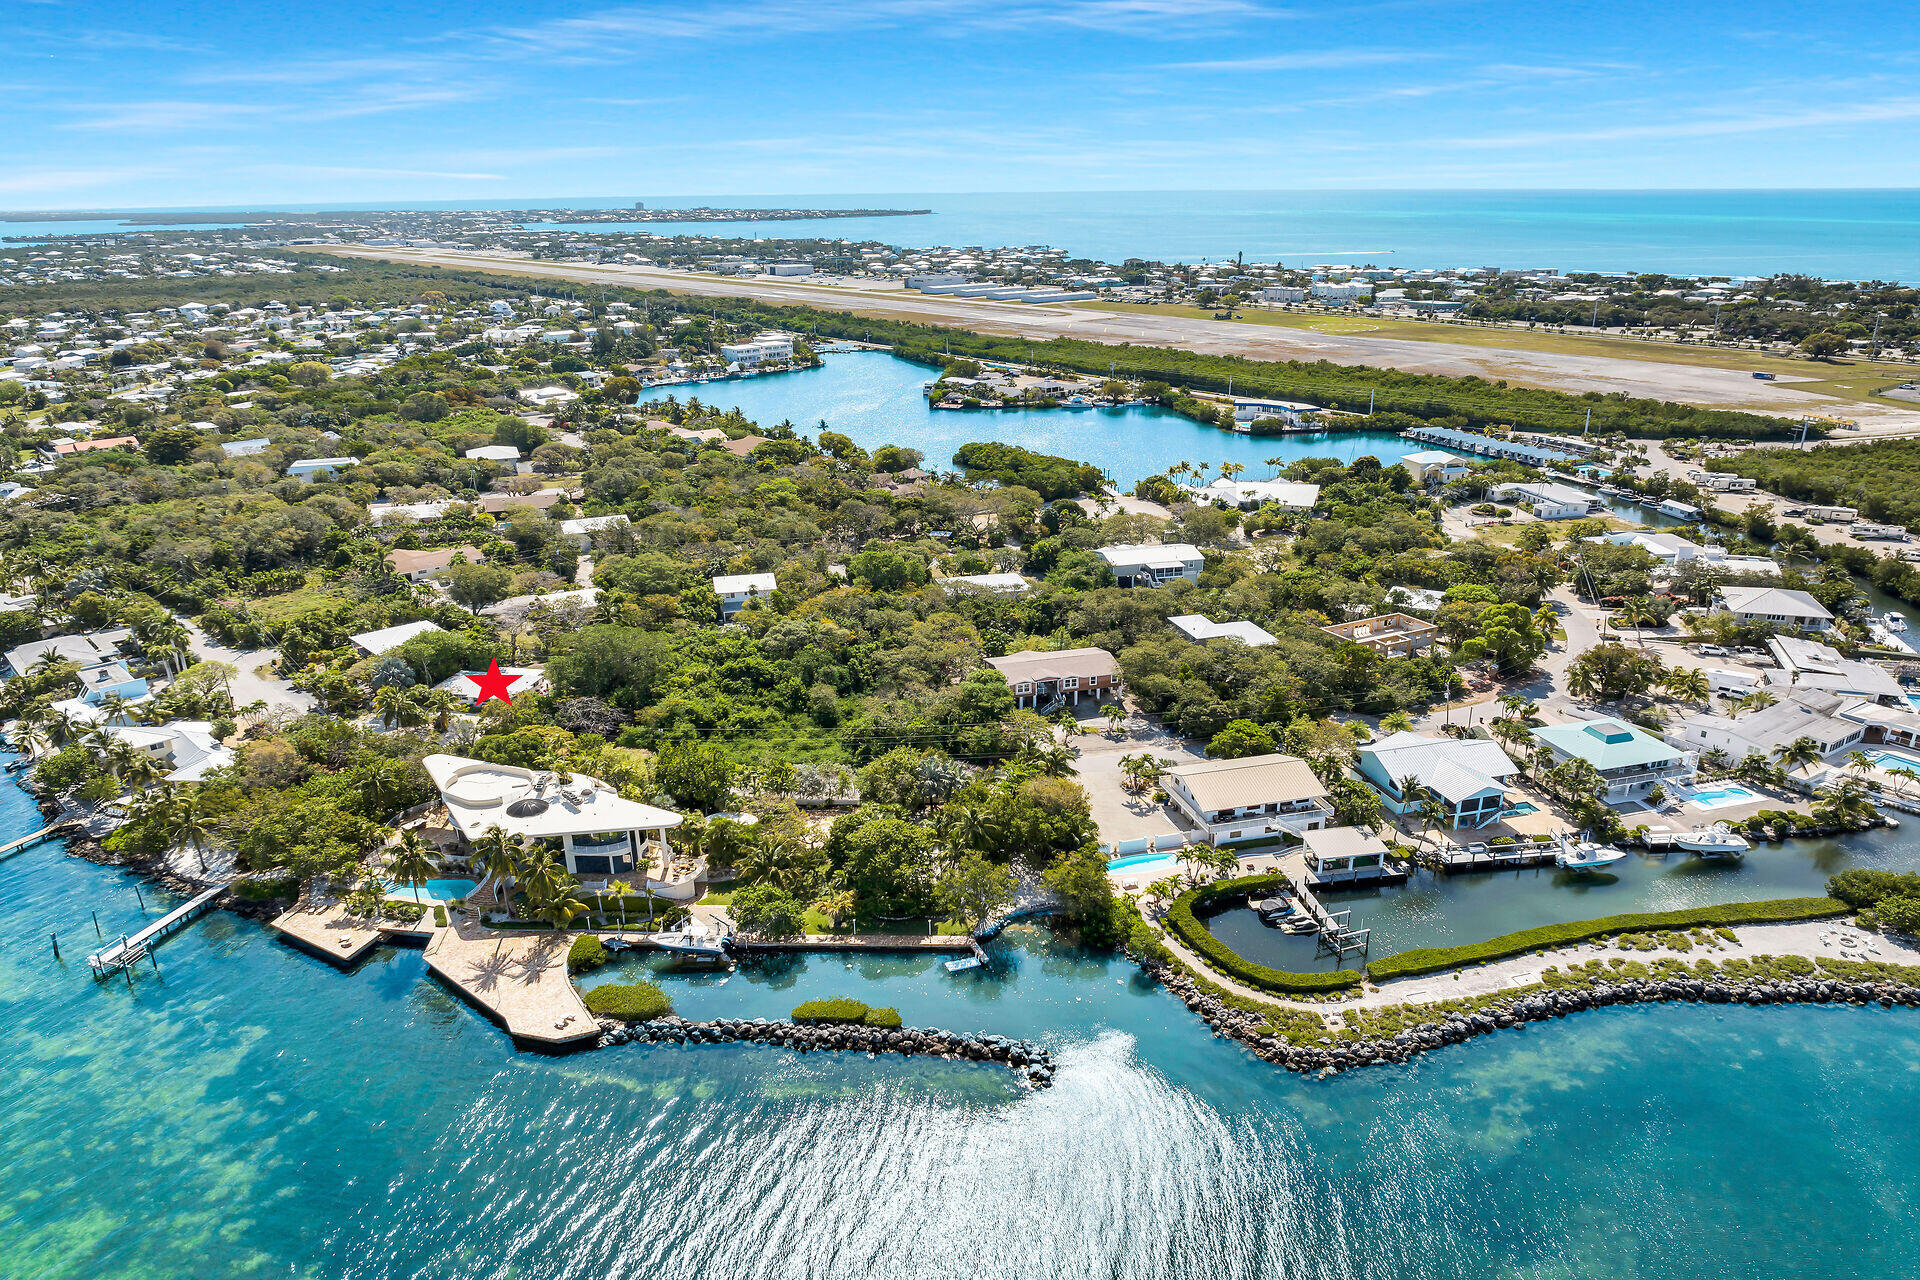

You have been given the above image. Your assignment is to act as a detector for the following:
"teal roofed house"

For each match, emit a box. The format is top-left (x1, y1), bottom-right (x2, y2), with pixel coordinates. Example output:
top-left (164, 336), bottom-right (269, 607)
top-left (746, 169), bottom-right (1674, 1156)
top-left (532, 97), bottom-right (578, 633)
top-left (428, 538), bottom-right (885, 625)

top-left (1531, 716), bottom-right (1696, 806)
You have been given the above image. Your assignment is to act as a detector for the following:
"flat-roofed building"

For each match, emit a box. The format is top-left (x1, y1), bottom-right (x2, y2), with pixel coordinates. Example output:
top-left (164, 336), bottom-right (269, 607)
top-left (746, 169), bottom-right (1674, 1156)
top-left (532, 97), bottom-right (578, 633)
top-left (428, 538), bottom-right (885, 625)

top-left (1096, 542), bottom-right (1204, 588)
top-left (712, 572), bottom-right (777, 619)
top-left (1322, 612), bottom-right (1438, 657)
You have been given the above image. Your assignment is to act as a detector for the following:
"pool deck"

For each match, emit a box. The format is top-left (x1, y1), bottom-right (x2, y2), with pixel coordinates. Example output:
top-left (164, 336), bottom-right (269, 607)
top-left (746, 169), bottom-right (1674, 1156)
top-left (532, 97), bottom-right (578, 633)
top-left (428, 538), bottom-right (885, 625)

top-left (423, 919), bottom-right (597, 1046)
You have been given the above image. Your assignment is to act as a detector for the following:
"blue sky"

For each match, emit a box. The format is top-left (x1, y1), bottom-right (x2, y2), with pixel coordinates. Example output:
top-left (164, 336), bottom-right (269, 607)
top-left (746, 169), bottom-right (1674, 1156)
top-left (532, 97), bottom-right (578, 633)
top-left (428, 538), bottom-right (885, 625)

top-left (8, 0), bottom-right (1919, 207)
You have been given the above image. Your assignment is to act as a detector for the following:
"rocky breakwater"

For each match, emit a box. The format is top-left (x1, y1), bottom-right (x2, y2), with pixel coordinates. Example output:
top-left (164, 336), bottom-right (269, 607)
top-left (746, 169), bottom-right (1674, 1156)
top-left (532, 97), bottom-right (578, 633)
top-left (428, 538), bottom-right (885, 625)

top-left (1144, 960), bottom-right (1920, 1075)
top-left (595, 1016), bottom-right (1057, 1087)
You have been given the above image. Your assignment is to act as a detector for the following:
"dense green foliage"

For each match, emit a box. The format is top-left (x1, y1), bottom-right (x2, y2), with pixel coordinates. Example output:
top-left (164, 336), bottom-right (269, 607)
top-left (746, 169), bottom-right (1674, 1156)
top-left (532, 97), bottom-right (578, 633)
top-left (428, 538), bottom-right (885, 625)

top-left (1716, 440), bottom-right (1920, 531)
top-left (582, 980), bottom-right (673, 1020)
top-left (1165, 875), bottom-right (1364, 995)
top-left (791, 997), bottom-right (902, 1027)
top-left (1367, 898), bottom-right (1849, 980)
top-left (567, 934), bottom-right (610, 974)
top-left (951, 442), bottom-right (1106, 498)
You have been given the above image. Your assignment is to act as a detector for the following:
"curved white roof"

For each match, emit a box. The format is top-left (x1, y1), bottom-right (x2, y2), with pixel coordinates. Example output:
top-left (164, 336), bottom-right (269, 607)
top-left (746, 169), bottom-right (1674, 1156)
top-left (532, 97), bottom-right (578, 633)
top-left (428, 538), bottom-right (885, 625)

top-left (423, 753), bottom-right (681, 841)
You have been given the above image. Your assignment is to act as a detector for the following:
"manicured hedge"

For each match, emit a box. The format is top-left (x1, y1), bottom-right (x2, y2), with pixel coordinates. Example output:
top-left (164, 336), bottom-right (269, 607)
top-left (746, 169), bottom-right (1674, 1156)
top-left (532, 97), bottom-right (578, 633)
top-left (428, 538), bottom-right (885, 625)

top-left (583, 980), bottom-right (672, 1020)
top-left (1165, 875), bottom-right (1362, 995)
top-left (1367, 897), bottom-right (1849, 981)
top-left (568, 934), bottom-right (610, 974)
top-left (792, 998), bottom-right (903, 1027)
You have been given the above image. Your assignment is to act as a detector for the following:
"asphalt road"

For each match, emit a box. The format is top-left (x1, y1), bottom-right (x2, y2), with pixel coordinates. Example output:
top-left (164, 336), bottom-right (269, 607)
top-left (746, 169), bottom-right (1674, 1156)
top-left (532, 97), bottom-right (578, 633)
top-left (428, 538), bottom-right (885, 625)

top-left (321, 246), bottom-right (1920, 426)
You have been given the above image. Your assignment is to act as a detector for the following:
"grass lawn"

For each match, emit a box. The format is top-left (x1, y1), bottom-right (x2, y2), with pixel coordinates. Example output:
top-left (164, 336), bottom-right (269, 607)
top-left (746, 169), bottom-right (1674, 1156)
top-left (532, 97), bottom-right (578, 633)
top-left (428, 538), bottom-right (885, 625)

top-left (1076, 302), bottom-right (1920, 406)
top-left (246, 580), bottom-right (342, 625)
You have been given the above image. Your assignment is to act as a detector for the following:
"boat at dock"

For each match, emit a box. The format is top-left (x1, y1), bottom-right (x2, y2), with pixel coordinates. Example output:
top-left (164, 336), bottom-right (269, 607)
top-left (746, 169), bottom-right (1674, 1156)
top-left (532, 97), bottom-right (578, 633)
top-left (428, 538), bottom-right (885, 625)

top-left (1279, 916), bottom-right (1318, 935)
top-left (1250, 894), bottom-right (1297, 923)
top-left (1554, 840), bottom-right (1629, 871)
top-left (1675, 823), bottom-right (1749, 859)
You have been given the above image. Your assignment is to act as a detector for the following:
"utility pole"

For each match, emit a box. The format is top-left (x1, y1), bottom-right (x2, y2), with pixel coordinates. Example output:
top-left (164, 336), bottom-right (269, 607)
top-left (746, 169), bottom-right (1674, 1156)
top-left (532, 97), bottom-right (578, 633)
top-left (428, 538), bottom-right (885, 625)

top-left (1871, 312), bottom-right (1883, 360)
top-left (1368, 389), bottom-right (1375, 415)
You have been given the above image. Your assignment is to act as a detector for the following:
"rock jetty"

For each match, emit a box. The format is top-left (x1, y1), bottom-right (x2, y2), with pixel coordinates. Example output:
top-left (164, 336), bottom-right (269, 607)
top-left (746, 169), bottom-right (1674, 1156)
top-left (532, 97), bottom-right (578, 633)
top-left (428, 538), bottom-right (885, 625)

top-left (595, 1015), bottom-right (1056, 1087)
top-left (1143, 960), bottom-right (1919, 1075)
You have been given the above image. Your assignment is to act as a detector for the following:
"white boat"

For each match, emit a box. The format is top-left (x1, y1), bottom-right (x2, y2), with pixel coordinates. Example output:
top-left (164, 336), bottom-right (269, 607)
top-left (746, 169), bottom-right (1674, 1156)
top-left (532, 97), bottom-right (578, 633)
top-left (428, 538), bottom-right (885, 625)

top-left (1676, 823), bottom-right (1749, 859)
top-left (1554, 840), bottom-right (1629, 871)
top-left (1884, 612), bottom-right (1909, 633)
top-left (1250, 895), bottom-right (1297, 921)
top-left (1279, 917), bottom-right (1318, 935)
top-left (944, 955), bottom-right (985, 972)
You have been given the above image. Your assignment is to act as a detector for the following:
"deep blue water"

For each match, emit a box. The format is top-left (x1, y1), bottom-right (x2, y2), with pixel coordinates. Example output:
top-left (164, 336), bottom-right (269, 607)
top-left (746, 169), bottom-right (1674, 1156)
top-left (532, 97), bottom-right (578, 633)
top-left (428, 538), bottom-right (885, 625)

top-left (515, 189), bottom-right (1920, 281)
top-left (12, 190), bottom-right (1919, 279)
top-left (3, 748), bottom-right (1918, 1278)
top-left (673, 350), bottom-right (1410, 486)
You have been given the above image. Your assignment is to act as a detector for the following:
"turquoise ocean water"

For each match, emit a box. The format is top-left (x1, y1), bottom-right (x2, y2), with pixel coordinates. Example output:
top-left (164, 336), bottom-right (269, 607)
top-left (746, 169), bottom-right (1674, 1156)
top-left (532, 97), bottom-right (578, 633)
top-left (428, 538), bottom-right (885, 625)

top-left (2, 738), bottom-right (1918, 1279)
top-left (13, 190), bottom-right (1920, 280)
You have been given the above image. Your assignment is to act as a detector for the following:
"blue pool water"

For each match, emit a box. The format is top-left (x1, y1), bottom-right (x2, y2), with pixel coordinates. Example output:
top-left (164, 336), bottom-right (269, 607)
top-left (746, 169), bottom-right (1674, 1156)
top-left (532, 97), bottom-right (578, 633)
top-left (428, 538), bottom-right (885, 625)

top-left (385, 877), bottom-right (479, 902)
top-left (1105, 851), bottom-right (1180, 873)
top-left (1689, 786), bottom-right (1759, 810)
top-left (1867, 749), bottom-right (1920, 773)
top-left (1504, 801), bottom-right (1541, 816)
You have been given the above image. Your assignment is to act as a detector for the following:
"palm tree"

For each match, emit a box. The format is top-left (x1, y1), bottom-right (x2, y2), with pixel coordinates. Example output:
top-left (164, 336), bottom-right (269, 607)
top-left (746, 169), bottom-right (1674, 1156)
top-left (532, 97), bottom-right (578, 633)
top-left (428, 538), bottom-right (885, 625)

top-left (516, 846), bottom-right (570, 909)
top-left (1660, 666), bottom-right (1710, 704)
top-left (1737, 690), bottom-right (1777, 716)
top-left (604, 878), bottom-right (636, 937)
top-left (362, 759), bottom-right (406, 817)
top-left (937, 798), bottom-right (992, 853)
top-left (167, 791), bottom-right (218, 875)
top-left (372, 685), bottom-right (424, 731)
top-left (1417, 795), bottom-right (1449, 847)
top-left (386, 829), bottom-right (439, 900)
top-left (1773, 736), bottom-right (1824, 777)
top-left (1497, 693), bottom-right (1536, 721)
top-left (1844, 749), bottom-right (1877, 787)
top-left (473, 825), bottom-right (523, 908)
top-left (1566, 660), bottom-right (1602, 700)
top-left (1887, 766), bottom-right (1920, 798)
top-left (419, 688), bottom-right (462, 734)
top-left (43, 708), bottom-right (84, 750)
top-left (1102, 703), bottom-right (1126, 736)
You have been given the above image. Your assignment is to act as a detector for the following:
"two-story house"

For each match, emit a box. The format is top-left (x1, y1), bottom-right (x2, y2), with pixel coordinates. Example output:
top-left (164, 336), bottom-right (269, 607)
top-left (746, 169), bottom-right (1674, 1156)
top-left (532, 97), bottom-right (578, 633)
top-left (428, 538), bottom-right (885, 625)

top-left (1163, 753), bottom-right (1333, 846)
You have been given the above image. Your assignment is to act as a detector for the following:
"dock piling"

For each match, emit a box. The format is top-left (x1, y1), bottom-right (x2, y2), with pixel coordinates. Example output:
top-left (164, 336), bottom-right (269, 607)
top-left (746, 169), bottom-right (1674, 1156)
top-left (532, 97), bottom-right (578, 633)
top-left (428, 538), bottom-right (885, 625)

top-left (49, 931), bottom-right (59, 960)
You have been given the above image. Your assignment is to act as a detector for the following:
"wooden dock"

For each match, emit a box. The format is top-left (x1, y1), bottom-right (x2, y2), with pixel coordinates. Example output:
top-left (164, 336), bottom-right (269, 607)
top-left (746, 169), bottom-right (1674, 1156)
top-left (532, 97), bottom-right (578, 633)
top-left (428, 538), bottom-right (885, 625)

top-left (423, 920), bottom-right (597, 1046)
top-left (269, 899), bottom-right (390, 967)
top-left (0, 820), bottom-right (76, 863)
top-left (1436, 846), bottom-right (1558, 873)
top-left (87, 884), bottom-right (225, 978)
top-left (729, 933), bottom-right (976, 954)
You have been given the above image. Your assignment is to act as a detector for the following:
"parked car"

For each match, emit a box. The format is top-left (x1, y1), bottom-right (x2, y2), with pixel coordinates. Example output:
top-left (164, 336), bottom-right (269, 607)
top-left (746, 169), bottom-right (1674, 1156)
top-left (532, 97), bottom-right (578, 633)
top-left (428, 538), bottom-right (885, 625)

top-left (1693, 643), bottom-right (1731, 657)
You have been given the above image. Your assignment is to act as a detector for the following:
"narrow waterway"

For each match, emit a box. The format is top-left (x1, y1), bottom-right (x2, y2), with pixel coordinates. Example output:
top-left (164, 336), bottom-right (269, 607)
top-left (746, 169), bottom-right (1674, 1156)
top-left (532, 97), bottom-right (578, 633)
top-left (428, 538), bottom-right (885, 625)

top-left (1212, 824), bottom-right (1920, 973)
top-left (2, 778), bottom-right (1916, 1278)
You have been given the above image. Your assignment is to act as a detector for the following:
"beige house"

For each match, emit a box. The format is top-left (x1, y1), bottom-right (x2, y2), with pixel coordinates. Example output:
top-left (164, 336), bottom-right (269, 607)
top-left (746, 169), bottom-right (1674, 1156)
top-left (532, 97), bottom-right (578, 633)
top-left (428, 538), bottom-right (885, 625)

top-left (1322, 612), bottom-right (1438, 657)
top-left (984, 648), bottom-right (1120, 710)
top-left (1163, 753), bottom-right (1333, 846)
top-left (385, 545), bottom-right (487, 583)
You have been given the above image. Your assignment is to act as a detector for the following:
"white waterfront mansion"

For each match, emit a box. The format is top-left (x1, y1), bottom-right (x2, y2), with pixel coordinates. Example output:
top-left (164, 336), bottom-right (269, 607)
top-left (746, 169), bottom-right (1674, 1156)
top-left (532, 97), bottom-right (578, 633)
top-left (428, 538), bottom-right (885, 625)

top-left (423, 754), bottom-right (698, 897)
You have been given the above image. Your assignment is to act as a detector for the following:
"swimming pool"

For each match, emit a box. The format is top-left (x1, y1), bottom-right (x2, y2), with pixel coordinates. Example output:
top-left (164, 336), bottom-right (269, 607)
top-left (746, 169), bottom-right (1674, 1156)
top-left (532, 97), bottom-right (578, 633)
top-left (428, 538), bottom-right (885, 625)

top-left (1688, 786), bottom-right (1758, 811)
top-left (1105, 852), bottom-right (1181, 874)
top-left (384, 878), bottom-right (479, 903)
top-left (1865, 749), bottom-right (1920, 773)
top-left (1504, 801), bottom-right (1541, 816)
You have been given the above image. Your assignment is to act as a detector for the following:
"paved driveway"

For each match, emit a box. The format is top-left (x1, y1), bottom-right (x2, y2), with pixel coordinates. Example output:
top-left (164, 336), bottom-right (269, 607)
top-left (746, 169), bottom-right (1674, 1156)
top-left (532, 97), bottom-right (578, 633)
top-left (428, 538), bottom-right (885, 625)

top-left (1072, 720), bottom-right (1206, 845)
top-left (179, 617), bottom-right (314, 715)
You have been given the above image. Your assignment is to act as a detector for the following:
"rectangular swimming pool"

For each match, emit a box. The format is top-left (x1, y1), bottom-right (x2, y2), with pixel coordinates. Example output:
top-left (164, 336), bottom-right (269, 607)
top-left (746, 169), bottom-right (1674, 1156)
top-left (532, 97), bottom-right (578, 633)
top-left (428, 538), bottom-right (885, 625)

top-left (385, 877), bottom-right (479, 903)
top-left (1866, 748), bottom-right (1920, 773)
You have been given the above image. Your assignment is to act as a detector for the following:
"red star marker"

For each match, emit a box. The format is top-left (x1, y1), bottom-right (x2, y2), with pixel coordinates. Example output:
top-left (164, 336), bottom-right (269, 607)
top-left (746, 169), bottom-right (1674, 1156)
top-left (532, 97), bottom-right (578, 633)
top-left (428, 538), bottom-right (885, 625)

top-left (467, 659), bottom-right (523, 706)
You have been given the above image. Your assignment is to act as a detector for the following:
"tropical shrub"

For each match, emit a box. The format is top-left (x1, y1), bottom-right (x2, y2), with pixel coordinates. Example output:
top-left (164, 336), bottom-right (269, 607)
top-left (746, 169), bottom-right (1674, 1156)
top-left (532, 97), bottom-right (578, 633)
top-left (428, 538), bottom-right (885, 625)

top-left (583, 980), bottom-right (672, 1020)
top-left (791, 998), bottom-right (902, 1027)
top-left (567, 934), bottom-right (610, 974)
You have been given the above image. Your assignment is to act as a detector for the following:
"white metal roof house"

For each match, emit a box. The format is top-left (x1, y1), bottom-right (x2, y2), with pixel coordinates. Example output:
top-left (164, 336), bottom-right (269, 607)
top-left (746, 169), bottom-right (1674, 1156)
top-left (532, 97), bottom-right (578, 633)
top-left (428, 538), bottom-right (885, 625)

top-left (712, 572), bottom-right (777, 619)
top-left (286, 456), bottom-right (359, 482)
top-left (1493, 481), bottom-right (1594, 520)
top-left (348, 619), bottom-right (445, 655)
top-left (1168, 614), bottom-right (1276, 647)
top-left (559, 514), bottom-right (629, 549)
top-left (1670, 689), bottom-right (1865, 765)
top-left (1181, 478), bottom-right (1320, 510)
top-left (1162, 754), bottom-right (1333, 846)
top-left (1764, 636), bottom-right (1903, 703)
top-left (1095, 542), bottom-right (1204, 588)
top-left (1356, 731), bottom-right (1520, 829)
top-left (423, 753), bottom-right (689, 889)
top-left (464, 444), bottom-right (522, 463)
top-left (1715, 586), bottom-right (1833, 632)
top-left (220, 437), bottom-right (272, 458)
top-left (4, 629), bottom-right (135, 677)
